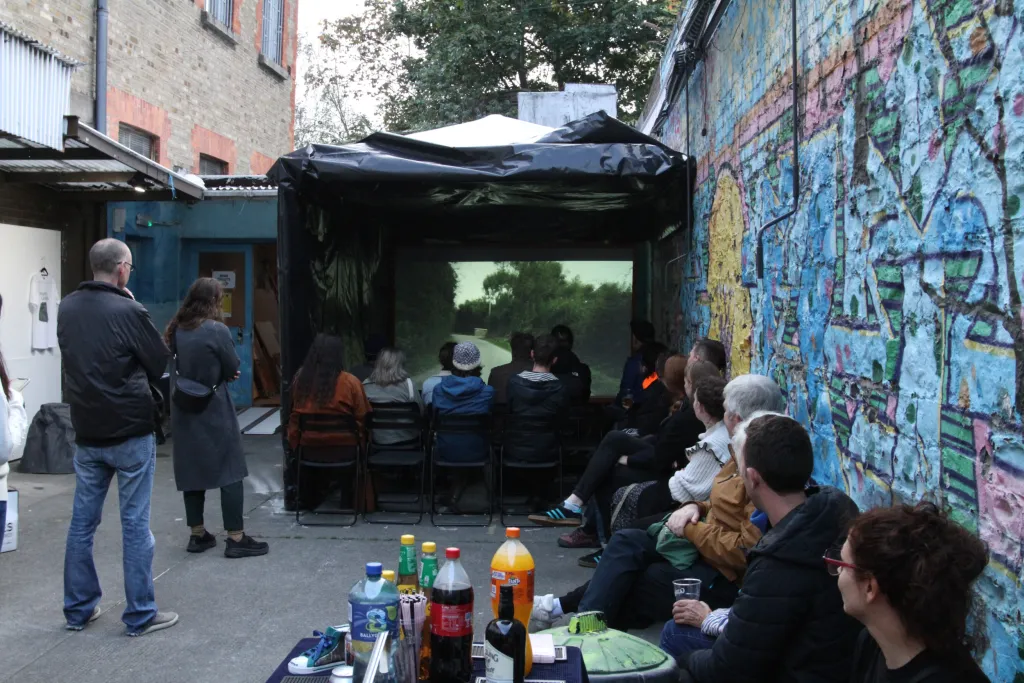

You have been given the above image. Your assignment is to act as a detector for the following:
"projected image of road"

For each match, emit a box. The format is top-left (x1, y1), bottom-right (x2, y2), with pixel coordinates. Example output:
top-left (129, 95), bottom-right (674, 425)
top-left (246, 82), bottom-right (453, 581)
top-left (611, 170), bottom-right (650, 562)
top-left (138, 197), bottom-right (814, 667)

top-left (396, 259), bottom-right (634, 396)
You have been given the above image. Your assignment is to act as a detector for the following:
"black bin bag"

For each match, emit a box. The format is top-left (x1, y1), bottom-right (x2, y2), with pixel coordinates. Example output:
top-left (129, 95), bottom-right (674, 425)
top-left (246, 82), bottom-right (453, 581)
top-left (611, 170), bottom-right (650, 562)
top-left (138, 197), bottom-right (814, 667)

top-left (19, 403), bottom-right (77, 474)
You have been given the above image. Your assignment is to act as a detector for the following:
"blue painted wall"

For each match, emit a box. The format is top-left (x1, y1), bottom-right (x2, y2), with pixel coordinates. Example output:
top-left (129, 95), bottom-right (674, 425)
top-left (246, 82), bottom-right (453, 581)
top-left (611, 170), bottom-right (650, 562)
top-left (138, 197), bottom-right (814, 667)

top-left (108, 197), bottom-right (277, 407)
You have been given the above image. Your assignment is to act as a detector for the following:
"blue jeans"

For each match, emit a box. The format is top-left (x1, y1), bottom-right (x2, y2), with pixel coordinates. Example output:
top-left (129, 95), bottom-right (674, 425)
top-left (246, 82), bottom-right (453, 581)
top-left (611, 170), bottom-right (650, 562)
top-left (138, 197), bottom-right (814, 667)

top-left (660, 621), bottom-right (715, 660)
top-left (1, 500), bottom-right (7, 547)
top-left (64, 434), bottom-right (158, 633)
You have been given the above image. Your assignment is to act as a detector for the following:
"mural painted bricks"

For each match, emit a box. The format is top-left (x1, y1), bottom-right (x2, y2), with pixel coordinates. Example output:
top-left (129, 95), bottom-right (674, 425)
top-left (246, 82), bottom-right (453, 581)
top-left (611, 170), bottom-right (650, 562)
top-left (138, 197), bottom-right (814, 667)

top-left (652, 0), bottom-right (1024, 678)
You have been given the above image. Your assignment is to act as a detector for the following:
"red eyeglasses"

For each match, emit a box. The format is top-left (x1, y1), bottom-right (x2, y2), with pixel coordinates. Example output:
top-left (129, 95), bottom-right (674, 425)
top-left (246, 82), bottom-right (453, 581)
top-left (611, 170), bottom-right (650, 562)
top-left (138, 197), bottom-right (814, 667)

top-left (822, 547), bottom-right (858, 576)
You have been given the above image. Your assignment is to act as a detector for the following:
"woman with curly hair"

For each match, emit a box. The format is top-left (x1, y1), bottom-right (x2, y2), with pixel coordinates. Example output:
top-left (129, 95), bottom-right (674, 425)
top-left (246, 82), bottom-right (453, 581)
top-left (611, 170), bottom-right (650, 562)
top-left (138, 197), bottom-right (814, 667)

top-left (829, 502), bottom-right (990, 682)
top-left (166, 277), bottom-right (268, 558)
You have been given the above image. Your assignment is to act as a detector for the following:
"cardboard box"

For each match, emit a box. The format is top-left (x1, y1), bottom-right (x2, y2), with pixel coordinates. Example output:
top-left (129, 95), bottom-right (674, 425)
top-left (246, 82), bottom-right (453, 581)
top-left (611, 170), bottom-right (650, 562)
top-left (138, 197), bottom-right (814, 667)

top-left (2, 488), bottom-right (17, 553)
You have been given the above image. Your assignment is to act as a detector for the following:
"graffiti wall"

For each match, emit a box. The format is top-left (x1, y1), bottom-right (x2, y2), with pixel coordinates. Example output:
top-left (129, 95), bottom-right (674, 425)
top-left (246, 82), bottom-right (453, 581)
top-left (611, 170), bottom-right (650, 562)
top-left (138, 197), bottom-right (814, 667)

top-left (652, 0), bottom-right (1024, 678)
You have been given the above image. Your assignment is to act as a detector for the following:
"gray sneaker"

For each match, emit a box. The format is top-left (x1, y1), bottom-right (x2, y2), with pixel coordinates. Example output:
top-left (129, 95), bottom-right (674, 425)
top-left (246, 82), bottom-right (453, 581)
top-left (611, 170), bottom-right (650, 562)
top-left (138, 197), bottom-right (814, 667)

top-left (65, 605), bottom-right (102, 631)
top-left (128, 611), bottom-right (179, 637)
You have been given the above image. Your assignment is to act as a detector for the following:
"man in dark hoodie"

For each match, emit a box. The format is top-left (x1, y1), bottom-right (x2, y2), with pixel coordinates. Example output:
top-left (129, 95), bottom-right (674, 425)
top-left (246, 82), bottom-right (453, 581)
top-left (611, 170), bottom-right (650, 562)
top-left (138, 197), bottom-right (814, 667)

top-left (550, 324), bottom-right (592, 404)
top-left (504, 334), bottom-right (568, 463)
top-left (670, 413), bottom-right (862, 683)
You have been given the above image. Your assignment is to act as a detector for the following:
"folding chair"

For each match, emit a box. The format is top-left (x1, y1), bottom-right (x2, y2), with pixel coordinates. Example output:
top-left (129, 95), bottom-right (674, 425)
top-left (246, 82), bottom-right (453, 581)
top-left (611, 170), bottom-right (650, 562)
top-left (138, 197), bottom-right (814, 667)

top-left (294, 413), bottom-right (364, 527)
top-left (499, 413), bottom-right (564, 527)
top-left (429, 412), bottom-right (494, 527)
top-left (364, 402), bottom-right (426, 524)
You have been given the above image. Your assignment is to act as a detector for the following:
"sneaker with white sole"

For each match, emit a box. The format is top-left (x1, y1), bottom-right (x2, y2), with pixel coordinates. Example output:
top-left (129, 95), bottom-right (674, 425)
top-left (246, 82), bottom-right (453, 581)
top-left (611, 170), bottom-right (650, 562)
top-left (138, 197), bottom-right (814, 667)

top-left (127, 611), bottom-right (179, 637)
top-left (530, 594), bottom-right (559, 632)
top-left (289, 626), bottom-right (349, 675)
top-left (65, 605), bottom-right (102, 631)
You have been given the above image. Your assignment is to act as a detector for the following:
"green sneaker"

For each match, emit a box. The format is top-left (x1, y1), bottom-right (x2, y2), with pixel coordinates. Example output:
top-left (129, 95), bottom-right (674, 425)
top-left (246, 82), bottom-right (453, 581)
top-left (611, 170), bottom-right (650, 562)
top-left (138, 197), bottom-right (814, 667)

top-left (289, 625), bottom-right (350, 675)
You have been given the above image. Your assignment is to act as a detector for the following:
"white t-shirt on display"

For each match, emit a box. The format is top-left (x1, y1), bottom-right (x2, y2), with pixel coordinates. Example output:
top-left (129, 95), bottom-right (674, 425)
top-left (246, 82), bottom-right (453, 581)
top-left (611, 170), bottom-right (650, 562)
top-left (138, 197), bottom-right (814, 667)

top-left (29, 272), bottom-right (59, 350)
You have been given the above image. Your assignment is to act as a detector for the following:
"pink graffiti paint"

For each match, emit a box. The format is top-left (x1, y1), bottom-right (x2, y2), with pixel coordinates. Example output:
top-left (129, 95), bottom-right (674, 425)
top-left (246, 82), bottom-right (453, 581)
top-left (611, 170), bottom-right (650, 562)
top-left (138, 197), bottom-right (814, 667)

top-left (825, 278), bottom-right (834, 298)
top-left (928, 131), bottom-right (942, 161)
top-left (974, 424), bottom-right (1024, 572)
top-left (845, 399), bottom-right (857, 421)
top-left (844, 345), bottom-right (852, 359)
top-left (973, 419), bottom-right (991, 459)
top-left (1013, 92), bottom-right (1024, 117)
top-left (992, 122), bottom-right (1005, 151)
top-left (886, 395), bottom-right (897, 422)
top-left (836, 344), bottom-right (845, 373)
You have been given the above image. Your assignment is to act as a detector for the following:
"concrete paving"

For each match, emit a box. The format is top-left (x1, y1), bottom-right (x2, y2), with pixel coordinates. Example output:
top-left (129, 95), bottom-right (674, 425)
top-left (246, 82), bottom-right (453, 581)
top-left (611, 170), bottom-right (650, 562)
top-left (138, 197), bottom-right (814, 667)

top-left (0, 435), bottom-right (649, 683)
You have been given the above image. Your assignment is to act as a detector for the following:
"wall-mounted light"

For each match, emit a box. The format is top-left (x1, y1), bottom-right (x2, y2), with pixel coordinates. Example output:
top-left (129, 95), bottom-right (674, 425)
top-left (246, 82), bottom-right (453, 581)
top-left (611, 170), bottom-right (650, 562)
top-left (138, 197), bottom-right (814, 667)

top-left (128, 172), bottom-right (149, 193)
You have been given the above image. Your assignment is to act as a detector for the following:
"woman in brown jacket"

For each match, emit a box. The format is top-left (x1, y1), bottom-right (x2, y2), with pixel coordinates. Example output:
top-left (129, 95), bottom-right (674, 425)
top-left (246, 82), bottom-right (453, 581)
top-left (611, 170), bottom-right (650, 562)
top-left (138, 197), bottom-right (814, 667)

top-left (288, 334), bottom-right (372, 450)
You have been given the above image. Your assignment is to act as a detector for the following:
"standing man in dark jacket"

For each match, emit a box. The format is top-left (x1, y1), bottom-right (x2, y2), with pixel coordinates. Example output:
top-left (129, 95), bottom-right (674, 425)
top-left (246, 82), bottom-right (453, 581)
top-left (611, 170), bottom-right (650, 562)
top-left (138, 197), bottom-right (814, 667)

top-left (505, 334), bottom-right (568, 463)
top-left (58, 239), bottom-right (178, 637)
top-left (674, 413), bottom-right (861, 683)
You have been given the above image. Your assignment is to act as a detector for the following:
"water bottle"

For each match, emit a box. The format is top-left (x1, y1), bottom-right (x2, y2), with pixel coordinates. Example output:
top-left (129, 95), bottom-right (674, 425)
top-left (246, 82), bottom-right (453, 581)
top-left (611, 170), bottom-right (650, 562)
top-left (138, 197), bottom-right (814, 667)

top-left (349, 562), bottom-right (399, 682)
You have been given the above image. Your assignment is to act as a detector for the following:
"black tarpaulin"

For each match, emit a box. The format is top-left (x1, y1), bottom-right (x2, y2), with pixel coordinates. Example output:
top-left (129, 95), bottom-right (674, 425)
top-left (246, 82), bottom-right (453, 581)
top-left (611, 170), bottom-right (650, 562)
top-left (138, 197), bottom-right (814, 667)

top-left (267, 111), bottom-right (690, 222)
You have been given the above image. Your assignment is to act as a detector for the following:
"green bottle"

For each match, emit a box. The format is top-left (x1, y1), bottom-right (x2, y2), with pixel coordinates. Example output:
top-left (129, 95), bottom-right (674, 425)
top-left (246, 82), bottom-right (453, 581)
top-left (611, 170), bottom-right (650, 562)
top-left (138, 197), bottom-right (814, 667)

top-left (399, 534), bottom-right (419, 594)
top-left (419, 542), bottom-right (439, 600)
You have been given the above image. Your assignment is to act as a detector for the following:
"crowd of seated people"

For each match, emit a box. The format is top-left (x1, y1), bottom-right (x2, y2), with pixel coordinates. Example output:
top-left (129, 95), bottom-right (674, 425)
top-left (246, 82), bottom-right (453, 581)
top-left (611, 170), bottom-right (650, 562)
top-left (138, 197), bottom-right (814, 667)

top-left (286, 325), bottom-right (995, 683)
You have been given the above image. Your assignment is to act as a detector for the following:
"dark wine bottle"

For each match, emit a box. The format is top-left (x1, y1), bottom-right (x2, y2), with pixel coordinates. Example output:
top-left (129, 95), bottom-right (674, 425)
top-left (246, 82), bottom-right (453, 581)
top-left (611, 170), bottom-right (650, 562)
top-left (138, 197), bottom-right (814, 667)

top-left (485, 585), bottom-right (526, 683)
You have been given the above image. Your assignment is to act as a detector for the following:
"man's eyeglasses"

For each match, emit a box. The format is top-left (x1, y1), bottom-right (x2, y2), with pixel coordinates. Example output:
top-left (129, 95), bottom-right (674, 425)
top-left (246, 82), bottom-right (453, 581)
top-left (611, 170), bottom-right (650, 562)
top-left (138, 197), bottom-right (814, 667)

top-left (119, 261), bottom-right (136, 273)
top-left (822, 547), bottom-right (858, 576)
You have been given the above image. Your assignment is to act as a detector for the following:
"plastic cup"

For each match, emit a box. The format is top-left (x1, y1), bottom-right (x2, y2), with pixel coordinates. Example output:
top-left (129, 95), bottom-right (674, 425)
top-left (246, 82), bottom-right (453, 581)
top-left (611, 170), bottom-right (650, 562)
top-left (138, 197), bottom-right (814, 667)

top-left (673, 578), bottom-right (701, 601)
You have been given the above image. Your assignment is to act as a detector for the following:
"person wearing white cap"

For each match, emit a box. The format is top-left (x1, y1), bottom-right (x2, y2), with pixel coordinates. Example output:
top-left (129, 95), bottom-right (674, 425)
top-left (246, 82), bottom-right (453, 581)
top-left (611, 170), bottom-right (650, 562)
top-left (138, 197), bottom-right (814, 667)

top-left (431, 341), bottom-right (495, 463)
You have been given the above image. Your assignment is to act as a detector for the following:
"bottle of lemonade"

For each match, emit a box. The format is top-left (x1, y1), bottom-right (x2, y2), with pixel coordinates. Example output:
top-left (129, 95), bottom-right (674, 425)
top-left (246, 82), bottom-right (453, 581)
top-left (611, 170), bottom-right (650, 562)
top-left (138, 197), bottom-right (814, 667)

top-left (490, 527), bottom-right (534, 675)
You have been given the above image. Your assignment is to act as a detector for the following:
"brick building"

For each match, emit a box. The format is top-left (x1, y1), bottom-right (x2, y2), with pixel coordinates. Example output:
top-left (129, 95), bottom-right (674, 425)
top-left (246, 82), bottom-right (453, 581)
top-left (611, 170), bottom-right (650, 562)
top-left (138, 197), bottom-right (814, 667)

top-left (1, 0), bottom-right (299, 175)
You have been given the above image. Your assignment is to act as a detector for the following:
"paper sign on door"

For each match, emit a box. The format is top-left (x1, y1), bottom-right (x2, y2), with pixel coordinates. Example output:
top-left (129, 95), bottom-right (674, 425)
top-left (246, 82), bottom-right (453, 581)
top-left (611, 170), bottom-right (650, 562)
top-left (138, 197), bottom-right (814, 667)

top-left (212, 270), bottom-right (237, 289)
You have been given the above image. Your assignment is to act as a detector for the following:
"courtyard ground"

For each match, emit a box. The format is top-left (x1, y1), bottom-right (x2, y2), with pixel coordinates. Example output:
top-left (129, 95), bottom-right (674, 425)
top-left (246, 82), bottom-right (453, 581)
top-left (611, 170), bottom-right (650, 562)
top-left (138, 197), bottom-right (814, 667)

top-left (0, 435), bottom-right (650, 683)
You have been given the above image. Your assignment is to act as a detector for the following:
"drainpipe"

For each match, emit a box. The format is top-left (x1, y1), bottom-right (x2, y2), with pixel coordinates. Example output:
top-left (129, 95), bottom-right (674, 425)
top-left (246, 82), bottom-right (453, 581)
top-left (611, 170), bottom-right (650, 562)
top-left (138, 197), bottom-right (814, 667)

top-left (95, 0), bottom-right (108, 134)
top-left (755, 0), bottom-right (800, 278)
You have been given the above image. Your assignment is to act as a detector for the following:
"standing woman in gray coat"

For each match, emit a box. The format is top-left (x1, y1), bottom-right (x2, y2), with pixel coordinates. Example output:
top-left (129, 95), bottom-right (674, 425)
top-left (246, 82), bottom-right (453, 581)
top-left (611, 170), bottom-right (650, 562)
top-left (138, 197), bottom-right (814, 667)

top-left (165, 278), bottom-right (268, 559)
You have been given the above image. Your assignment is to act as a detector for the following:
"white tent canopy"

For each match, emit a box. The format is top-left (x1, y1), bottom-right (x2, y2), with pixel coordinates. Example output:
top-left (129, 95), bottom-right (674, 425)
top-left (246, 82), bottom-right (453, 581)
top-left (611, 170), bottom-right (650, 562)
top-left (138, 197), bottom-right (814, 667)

top-left (403, 115), bottom-right (555, 148)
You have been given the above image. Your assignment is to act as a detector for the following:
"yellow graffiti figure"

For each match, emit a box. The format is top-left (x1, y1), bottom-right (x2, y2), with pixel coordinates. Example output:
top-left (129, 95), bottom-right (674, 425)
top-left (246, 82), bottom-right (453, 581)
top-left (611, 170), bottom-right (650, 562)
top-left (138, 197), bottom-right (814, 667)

top-left (707, 170), bottom-right (753, 375)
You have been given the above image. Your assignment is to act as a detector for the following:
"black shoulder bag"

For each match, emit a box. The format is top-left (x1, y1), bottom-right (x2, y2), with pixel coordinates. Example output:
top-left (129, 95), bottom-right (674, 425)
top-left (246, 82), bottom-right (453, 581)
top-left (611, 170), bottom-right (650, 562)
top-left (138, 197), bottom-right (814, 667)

top-left (171, 335), bottom-right (218, 413)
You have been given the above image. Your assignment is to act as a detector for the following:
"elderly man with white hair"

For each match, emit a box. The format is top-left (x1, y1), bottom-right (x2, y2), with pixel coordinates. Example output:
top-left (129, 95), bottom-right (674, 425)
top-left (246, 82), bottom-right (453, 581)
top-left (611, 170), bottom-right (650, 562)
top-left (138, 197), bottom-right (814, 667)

top-left (532, 373), bottom-right (787, 632)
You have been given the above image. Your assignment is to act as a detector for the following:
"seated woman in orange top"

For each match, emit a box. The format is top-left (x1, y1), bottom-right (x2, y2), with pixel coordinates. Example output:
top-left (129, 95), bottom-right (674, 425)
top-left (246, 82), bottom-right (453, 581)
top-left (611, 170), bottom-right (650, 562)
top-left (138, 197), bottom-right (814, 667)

top-left (288, 334), bottom-right (372, 449)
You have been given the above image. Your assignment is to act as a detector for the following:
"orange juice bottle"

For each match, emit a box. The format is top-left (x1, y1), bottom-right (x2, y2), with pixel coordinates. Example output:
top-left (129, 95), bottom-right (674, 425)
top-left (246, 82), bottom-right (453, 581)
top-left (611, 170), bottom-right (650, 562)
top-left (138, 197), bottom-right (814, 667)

top-left (490, 527), bottom-right (534, 675)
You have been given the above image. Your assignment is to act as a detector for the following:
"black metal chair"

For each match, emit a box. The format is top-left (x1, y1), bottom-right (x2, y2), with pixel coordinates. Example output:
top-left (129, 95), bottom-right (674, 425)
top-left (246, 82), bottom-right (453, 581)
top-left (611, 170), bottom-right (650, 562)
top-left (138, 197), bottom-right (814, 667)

top-left (294, 413), bottom-right (364, 527)
top-left (499, 413), bottom-right (564, 527)
top-left (428, 412), bottom-right (494, 527)
top-left (364, 402), bottom-right (427, 524)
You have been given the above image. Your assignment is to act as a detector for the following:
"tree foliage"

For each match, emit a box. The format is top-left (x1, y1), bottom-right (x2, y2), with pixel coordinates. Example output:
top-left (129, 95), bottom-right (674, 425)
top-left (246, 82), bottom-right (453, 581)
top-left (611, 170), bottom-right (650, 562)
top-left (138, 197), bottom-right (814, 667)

top-left (316, 0), bottom-right (673, 132)
top-left (455, 262), bottom-right (632, 392)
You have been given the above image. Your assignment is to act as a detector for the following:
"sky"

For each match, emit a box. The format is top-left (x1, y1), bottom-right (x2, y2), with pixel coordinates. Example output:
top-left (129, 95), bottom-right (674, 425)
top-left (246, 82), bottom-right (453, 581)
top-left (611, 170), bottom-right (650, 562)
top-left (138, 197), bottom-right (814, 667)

top-left (296, 0), bottom-right (363, 88)
top-left (453, 261), bottom-right (634, 305)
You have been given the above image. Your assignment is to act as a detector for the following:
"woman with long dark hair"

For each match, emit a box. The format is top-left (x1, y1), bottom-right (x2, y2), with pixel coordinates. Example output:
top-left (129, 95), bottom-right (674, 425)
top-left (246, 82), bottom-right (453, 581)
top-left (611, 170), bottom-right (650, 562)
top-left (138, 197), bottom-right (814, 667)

top-left (829, 502), bottom-right (990, 682)
top-left (166, 278), bottom-right (267, 558)
top-left (287, 333), bottom-right (371, 450)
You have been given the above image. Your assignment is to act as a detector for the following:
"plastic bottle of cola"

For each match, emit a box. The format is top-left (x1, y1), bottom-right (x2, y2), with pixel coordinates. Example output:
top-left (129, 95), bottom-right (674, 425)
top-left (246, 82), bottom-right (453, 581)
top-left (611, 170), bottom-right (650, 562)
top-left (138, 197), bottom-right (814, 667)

top-left (429, 547), bottom-right (474, 683)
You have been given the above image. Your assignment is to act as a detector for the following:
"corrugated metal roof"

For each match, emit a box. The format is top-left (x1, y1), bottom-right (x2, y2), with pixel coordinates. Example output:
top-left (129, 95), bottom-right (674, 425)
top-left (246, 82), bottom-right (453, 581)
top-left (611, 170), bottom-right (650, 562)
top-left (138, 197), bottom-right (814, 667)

top-left (0, 22), bottom-right (78, 149)
top-left (199, 174), bottom-right (278, 197)
top-left (0, 117), bottom-right (205, 200)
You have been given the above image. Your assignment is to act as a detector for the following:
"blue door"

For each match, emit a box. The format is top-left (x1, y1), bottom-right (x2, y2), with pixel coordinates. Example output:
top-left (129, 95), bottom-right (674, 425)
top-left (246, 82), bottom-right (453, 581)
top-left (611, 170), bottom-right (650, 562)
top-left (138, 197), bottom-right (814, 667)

top-left (196, 246), bottom-right (254, 407)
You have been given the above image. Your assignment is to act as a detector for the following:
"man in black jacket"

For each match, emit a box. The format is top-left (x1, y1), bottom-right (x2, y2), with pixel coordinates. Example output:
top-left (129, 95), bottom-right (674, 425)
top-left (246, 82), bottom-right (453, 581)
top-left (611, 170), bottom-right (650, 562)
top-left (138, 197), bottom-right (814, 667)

top-left (58, 239), bottom-right (178, 638)
top-left (672, 413), bottom-right (861, 683)
top-left (550, 324), bottom-right (592, 404)
top-left (504, 334), bottom-right (568, 463)
top-left (529, 353), bottom-right (695, 535)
